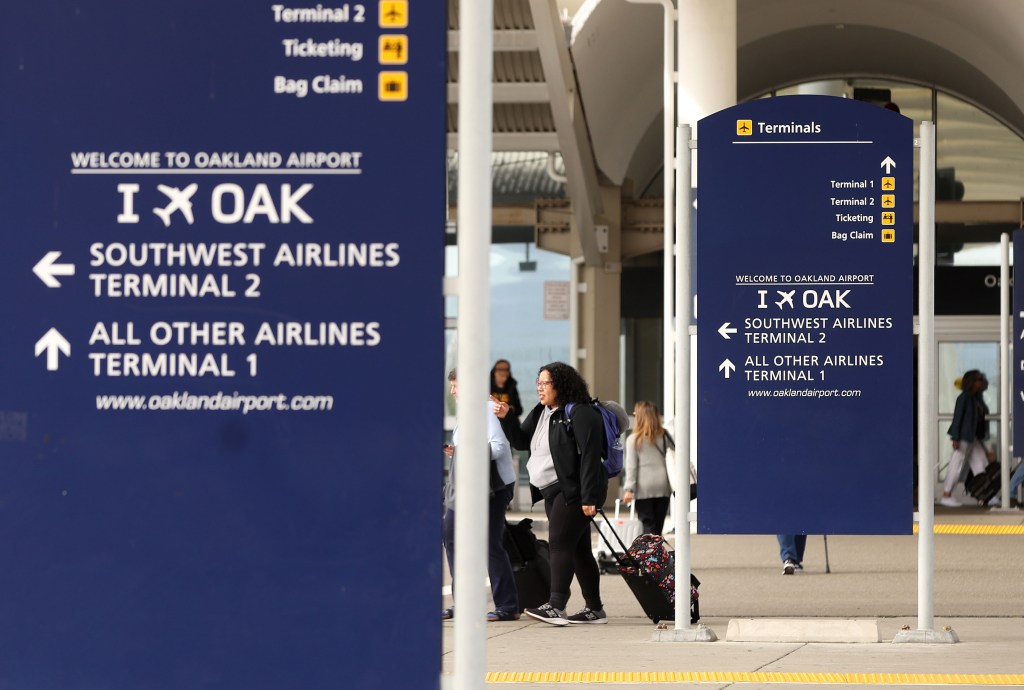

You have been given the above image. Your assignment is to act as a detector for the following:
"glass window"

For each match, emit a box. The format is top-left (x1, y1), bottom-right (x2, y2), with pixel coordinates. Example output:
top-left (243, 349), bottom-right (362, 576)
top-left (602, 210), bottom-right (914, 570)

top-left (489, 243), bottom-right (571, 388)
top-left (442, 241), bottom-right (571, 415)
top-left (937, 341), bottom-right (999, 415)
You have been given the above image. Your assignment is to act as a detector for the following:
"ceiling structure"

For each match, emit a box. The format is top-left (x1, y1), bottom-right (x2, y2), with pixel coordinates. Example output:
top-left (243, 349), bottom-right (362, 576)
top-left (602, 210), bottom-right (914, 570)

top-left (446, 0), bottom-right (1024, 259)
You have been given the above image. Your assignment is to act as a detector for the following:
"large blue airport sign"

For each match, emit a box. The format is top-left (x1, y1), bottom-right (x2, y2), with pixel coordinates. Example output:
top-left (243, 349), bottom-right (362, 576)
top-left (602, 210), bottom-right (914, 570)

top-left (1, 3), bottom-right (444, 688)
top-left (697, 96), bottom-right (913, 535)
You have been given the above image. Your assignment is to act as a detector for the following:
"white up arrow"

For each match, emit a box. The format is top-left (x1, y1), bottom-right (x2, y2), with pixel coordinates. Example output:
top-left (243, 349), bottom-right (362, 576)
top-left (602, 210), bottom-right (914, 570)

top-left (718, 358), bottom-right (736, 379)
top-left (880, 156), bottom-right (896, 174)
top-left (718, 322), bottom-right (738, 339)
top-left (35, 328), bottom-right (71, 371)
top-left (33, 251), bottom-right (76, 288)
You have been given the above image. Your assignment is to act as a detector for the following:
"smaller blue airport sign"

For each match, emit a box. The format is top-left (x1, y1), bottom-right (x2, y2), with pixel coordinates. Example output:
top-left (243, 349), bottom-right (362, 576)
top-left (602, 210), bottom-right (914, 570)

top-left (697, 96), bottom-right (914, 535)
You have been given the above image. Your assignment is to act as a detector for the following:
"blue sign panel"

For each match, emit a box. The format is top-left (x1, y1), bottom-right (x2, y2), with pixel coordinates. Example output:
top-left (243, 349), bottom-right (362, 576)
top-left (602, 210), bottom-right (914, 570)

top-left (697, 96), bottom-right (913, 535)
top-left (0, 2), bottom-right (443, 688)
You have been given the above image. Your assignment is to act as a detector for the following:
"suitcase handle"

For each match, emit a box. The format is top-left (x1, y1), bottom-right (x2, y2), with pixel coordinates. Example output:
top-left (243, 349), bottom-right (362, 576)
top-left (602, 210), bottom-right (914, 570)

top-left (592, 508), bottom-right (637, 568)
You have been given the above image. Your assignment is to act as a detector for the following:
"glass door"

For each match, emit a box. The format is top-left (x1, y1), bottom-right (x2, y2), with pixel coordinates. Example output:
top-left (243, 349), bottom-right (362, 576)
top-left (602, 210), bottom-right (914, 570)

top-left (934, 316), bottom-right (1002, 501)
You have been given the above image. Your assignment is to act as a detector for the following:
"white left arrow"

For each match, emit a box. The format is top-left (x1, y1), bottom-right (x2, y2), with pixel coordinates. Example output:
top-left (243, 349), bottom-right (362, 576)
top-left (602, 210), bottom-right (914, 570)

top-left (718, 322), bottom-right (738, 339)
top-left (35, 328), bottom-right (71, 371)
top-left (880, 156), bottom-right (896, 174)
top-left (718, 358), bottom-right (736, 379)
top-left (33, 251), bottom-right (76, 288)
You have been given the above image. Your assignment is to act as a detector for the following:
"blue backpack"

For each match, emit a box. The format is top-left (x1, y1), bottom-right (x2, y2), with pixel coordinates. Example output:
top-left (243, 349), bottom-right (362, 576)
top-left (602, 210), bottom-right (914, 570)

top-left (563, 399), bottom-right (625, 478)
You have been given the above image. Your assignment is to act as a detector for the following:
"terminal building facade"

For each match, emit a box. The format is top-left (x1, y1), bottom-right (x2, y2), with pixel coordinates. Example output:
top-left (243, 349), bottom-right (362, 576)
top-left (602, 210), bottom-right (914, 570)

top-left (445, 0), bottom-right (1024, 500)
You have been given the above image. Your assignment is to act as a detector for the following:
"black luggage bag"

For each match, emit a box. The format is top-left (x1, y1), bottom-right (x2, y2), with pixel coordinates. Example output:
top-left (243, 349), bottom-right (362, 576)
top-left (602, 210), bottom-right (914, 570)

top-left (965, 462), bottom-right (1001, 505)
top-left (594, 509), bottom-right (699, 624)
top-left (503, 518), bottom-right (551, 612)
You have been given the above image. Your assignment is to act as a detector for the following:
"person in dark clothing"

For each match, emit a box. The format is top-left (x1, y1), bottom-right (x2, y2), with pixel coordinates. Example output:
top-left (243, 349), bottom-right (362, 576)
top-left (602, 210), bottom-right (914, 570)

top-left (490, 359), bottom-right (523, 418)
top-left (495, 361), bottom-right (608, 625)
top-left (942, 370), bottom-right (991, 506)
top-left (441, 369), bottom-right (519, 622)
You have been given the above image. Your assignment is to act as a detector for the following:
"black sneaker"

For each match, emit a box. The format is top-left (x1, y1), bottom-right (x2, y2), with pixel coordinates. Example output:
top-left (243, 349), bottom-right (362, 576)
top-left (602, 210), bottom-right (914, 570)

top-left (524, 603), bottom-right (569, 626)
top-left (782, 559), bottom-right (796, 575)
top-left (567, 607), bottom-right (608, 624)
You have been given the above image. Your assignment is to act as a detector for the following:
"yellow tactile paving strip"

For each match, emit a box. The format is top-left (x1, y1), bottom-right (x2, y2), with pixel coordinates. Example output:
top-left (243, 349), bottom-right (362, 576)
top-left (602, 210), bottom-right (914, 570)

top-left (486, 670), bottom-right (1024, 684)
top-left (914, 524), bottom-right (1024, 535)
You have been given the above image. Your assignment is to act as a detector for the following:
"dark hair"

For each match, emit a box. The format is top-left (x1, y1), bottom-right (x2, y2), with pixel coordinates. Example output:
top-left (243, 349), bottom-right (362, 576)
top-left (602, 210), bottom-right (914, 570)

top-left (490, 359), bottom-right (517, 388)
top-left (539, 361), bottom-right (591, 406)
top-left (448, 368), bottom-right (457, 382)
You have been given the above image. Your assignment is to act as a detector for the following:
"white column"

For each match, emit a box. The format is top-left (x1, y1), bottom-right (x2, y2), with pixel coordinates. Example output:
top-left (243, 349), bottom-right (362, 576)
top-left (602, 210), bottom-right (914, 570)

top-left (1000, 233), bottom-right (1011, 508)
top-left (677, 0), bottom-right (737, 154)
top-left (625, 0), bottom-right (676, 422)
top-left (917, 122), bottom-right (936, 632)
top-left (454, 0), bottom-right (492, 686)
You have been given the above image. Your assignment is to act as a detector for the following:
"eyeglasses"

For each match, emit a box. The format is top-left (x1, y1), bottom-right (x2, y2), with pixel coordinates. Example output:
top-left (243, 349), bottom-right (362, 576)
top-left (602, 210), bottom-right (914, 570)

top-left (536, 379), bottom-right (554, 388)
top-left (495, 367), bottom-right (510, 372)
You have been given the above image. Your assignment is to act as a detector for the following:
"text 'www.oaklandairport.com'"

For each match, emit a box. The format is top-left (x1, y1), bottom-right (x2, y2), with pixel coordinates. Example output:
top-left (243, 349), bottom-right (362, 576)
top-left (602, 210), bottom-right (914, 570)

top-left (96, 392), bottom-right (335, 413)
top-left (748, 388), bottom-right (862, 398)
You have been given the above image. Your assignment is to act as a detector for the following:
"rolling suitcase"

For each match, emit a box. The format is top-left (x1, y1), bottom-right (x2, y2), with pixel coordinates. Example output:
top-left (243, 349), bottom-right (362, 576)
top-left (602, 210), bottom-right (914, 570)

top-left (594, 509), bottom-right (700, 624)
top-left (965, 462), bottom-right (1001, 505)
top-left (503, 518), bottom-right (551, 611)
top-left (594, 499), bottom-right (643, 574)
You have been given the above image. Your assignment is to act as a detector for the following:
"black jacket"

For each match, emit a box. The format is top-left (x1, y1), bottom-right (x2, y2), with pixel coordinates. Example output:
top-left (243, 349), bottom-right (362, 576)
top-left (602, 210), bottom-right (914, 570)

top-left (500, 402), bottom-right (608, 507)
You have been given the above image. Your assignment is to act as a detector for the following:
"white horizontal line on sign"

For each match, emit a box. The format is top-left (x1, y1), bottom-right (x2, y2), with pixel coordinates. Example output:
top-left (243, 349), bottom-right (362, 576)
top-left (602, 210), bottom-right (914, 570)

top-left (70, 168), bottom-right (362, 175)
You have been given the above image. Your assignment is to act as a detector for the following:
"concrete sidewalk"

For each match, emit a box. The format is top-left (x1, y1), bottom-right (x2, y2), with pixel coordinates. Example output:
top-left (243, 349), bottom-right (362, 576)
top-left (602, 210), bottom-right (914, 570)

top-left (441, 505), bottom-right (1024, 687)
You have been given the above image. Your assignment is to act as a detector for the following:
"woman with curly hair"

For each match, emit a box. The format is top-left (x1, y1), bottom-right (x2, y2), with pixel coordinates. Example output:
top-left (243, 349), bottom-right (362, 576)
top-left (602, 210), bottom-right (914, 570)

top-left (622, 401), bottom-right (673, 535)
top-left (495, 361), bottom-right (608, 626)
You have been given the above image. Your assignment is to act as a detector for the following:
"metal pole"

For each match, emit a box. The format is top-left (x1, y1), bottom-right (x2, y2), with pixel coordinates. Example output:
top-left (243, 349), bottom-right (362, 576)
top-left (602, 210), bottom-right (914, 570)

top-left (1000, 233), bottom-right (1011, 508)
top-left (674, 123), bottom-right (692, 630)
top-left (917, 121), bottom-right (936, 632)
top-left (454, 0), bottom-right (492, 686)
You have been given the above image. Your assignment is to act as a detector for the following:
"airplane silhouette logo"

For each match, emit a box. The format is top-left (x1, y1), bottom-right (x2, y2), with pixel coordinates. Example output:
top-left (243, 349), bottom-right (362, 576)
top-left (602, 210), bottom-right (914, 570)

top-left (882, 177), bottom-right (895, 189)
top-left (153, 183), bottom-right (198, 227)
top-left (380, 1), bottom-right (407, 27)
top-left (736, 119), bottom-right (752, 136)
top-left (775, 290), bottom-right (795, 309)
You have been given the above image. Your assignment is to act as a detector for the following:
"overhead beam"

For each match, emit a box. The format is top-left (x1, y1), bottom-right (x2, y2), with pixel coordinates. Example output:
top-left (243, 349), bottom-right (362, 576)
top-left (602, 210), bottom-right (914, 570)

top-left (448, 30), bottom-right (539, 52)
top-left (528, 0), bottom-right (604, 266)
top-left (447, 132), bottom-right (560, 151)
top-left (448, 82), bottom-right (551, 103)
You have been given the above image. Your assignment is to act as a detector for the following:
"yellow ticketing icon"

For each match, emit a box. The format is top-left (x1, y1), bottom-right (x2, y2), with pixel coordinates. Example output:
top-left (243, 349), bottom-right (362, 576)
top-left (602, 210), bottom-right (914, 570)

top-left (881, 212), bottom-right (895, 225)
top-left (736, 120), bottom-right (752, 136)
top-left (379, 35), bottom-right (408, 65)
top-left (378, 71), bottom-right (408, 101)
top-left (882, 229), bottom-right (895, 243)
top-left (379, 1), bottom-right (408, 28)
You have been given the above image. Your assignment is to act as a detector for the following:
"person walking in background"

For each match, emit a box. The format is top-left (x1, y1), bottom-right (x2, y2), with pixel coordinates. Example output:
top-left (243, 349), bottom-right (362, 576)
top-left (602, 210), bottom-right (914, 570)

top-left (495, 362), bottom-right (608, 626)
top-left (941, 370), bottom-right (991, 507)
top-left (777, 534), bottom-right (807, 575)
top-left (622, 401), bottom-right (673, 536)
top-left (490, 359), bottom-right (523, 418)
top-left (441, 369), bottom-right (520, 622)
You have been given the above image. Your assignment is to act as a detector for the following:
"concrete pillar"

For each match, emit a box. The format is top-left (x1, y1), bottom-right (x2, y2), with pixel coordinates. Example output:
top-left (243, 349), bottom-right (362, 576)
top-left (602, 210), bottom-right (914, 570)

top-left (577, 186), bottom-right (622, 401)
top-left (677, 0), bottom-right (737, 130)
top-left (575, 186), bottom-right (623, 506)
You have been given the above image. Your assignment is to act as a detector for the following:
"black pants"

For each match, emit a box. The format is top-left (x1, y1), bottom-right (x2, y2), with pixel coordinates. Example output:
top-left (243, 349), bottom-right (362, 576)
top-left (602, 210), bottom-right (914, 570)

top-left (634, 496), bottom-right (670, 536)
top-left (544, 493), bottom-right (602, 612)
